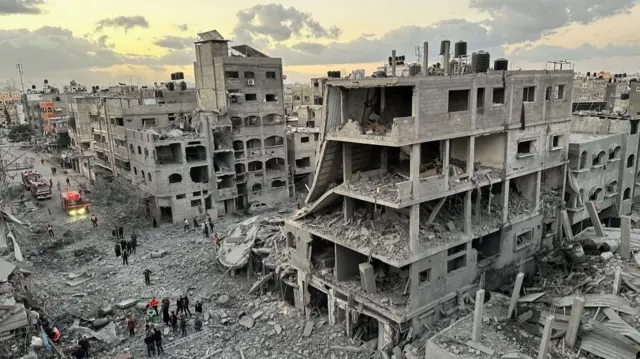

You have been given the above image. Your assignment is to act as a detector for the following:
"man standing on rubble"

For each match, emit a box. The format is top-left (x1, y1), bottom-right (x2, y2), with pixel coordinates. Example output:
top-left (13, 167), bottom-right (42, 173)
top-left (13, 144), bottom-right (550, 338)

top-left (179, 314), bottom-right (187, 337)
top-left (120, 237), bottom-right (127, 255)
top-left (207, 214), bottom-right (214, 232)
top-left (183, 218), bottom-right (189, 232)
top-left (182, 295), bottom-right (192, 317)
top-left (47, 223), bottom-right (54, 238)
top-left (194, 300), bottom-right (202, 314)
top-left (90, 214), bottom-right (98, 228)
top-left (153, 327), bottom-right (164, 354)
top-left (176, 297), bottom-right (183, 314)
top-left (122, 246), bottom-right (129, 265)
top-left (126, 239), bottom-right (132, 255)
top-left (111, 227), bottom-right (117, 241)
top-left (170, 311), bottom-right (178, 332)
top-left (149, 297), bottom-right (160, 316)
top-left (118, 226), bottom-right (124, 240)
top-left (143, 268), bottom-right (152, 285)
top-left (114, 242), bottom-right (121, 257)
top-left (127, 314), bottom-right (136, 337)
top-left (162, 298), bottom-right (170, 325)
top-left (131, 232), bottom-right (138, 254)
top-left (144, 329), bottom-right (155, 357)
top-left (193, 217), bottom-right (199, 229)
top-left (152, 217), bottom-right (157, 228)
top-left (66, 177), bottom-right (70, 187)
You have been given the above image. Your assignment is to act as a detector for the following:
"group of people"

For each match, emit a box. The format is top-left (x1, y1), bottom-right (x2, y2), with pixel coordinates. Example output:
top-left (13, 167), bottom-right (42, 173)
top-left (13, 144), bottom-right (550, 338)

top-left (183, 214), bottom-right (215, 234)
top-left (113, 227), bottom-right (138, 265)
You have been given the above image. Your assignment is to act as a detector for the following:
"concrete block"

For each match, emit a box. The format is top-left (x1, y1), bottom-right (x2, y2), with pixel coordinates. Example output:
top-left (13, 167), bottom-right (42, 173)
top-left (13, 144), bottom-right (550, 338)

top-left (358, 262), bottom-right (376, 294)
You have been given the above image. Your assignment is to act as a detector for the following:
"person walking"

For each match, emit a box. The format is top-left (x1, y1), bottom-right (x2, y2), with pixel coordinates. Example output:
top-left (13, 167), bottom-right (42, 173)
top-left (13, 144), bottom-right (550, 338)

top-left (90, 215), bottom-right (98, 228)
top-left (182, 295), bottom-right (192, 317)
top-left (49, 178), bottom-right (53, 188)
top-left (56, 181), bottom-right (61, 192)
top-left (194, 300), bottom-right (203, 315)
top-left (176, 297), bottom-right (183, 315)
top-left (153, 328), bottom-right (164, 354)
top-left (183, 219), bottom-right (189, 233)
top-left (66, 177), bottom-right (70, 187)
top-left (179, 314), bottom-right (187, 337)
top-left (131, 232), bottom-right (138, 254)
top-left (118, 226), bottom-right (124, 240)
top-left (207, 214), bottom-right (214, 232)
top-left (127, 314), bottom-right (136, 337)
top-left (170, 311), bottom-right (177, 333)
top-left (144, 330), bottom-right (155, 357)
top-left (47, 224), bottom-right (54, 238)
top-left (152, 217), bottom-right (157, 228)
top-left (143, 269), bottom-right (152, 285)
top-left (162, 299), bottom-right (170, 326)
top-left (122, 247), bottom-right (129, 265)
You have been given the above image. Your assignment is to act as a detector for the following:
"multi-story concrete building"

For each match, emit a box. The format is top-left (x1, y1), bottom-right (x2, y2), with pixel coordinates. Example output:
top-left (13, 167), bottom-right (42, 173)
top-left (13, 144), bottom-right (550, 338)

top-left (571, 76), bottom-right (607, 112)
top-left (284, 67), bottom-right (573, 349)
top-left (565, 113), bottom-right (639, 230)
top-left (284, 78), bottom-right (328, 116)
top-left (193, 30), bottom-right (289, 214)
top-left (286, 125), bottom-right (320, 189)
top-left (605, 81), bottom-right (631, 111)
top-left (629, 81), bottom-right (640, 116)
top-left (67, 96), bottom-right (100, 179)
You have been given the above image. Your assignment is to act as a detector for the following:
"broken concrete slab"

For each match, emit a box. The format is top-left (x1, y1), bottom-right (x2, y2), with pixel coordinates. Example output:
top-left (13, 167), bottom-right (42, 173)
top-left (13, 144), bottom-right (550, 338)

top-left (553, 294), bottom-right (637, 315)
top-left (249, 273), bottom-right (274, 295)
top-left (238, 315), bottom-right (254, 329)
top-left (274, 323), bottom-right (282, 334)
top-left (92, 318), bottom-right (109, 329)
top-left (115, 298), bottom-right (137, 309)
top-left (302, 321), bottom-right (314, 337)
top-left (150, 250), bottom-right (168, 259)
top-left (217, 295), bottom-right (230, 305)
top-left (65, 272), bottom-right (92, 287)
top-left (358, 262), bottom-right (376, 294)
top-left (99, 305), bottom-right (114, 317)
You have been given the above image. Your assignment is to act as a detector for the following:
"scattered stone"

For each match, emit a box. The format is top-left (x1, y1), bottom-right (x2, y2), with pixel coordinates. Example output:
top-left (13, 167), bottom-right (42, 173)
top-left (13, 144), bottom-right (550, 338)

top-left (115, 299), bottom-right (137, 309)
top-left (150, 250), bottom-right (168, 259)
top-left (446, 221), bottom-right (456, 231)
top-left (135, 302), bottom-right (147, 311)
top-left (217, 295), bottom-right (230, 305)
top-left (274, 323), bottom-right (282, 334)
top-left (93, 318), bottom-right (109, 329)
top-left (99, 305), bottom-right (114, 317)
top-left (251, 310), bottom-right (264, 320)
top-left (238, 315), bottom-right (254, 329)
top-left (302, 321), bottom-right (314, 337)
top-left (601, 251), bottom-right (614, 261)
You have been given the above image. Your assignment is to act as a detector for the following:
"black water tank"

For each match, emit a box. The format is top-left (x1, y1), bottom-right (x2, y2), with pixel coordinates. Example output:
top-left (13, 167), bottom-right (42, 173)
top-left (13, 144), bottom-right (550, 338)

top-left (166, 82), bottom-right (175, 91)
top-left (494, 58), bottom-right (509, 71)
top-left (179, 81), bottom-right (187, 91)
top-left (440, 40), bottom-right (450, 55)
top-left (471, 51), bottom-right (491, 73)
top-left (170, 73), bottom-right (176, 81)
top-left (177, 72), bottom-right (184, 80)
top-left (454, 41), bottom-right (467, 57)
top-left (409, 64), bottom-right (421, 76)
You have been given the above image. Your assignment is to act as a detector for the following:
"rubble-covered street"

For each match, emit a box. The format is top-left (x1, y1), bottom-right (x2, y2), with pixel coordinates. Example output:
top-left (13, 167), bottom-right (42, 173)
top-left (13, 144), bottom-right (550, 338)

top-left (1, 149), bottom-right (356, 359)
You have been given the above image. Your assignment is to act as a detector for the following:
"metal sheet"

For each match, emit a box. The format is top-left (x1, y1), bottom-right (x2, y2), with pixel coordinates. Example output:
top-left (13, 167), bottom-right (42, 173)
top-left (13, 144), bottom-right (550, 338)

top-left (553, 294), bottom-right (637, 315)
top-left (0, 258), bottom-right (15, 282)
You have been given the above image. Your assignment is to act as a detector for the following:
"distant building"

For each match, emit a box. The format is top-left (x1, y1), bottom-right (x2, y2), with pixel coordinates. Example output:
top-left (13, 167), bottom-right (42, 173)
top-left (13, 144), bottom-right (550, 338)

top-left (571, 77), bottom-right (607, 112)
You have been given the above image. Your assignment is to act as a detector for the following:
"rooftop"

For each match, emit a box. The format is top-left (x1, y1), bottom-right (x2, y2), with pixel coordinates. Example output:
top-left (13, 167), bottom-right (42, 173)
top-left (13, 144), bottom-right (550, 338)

top-left (569, 133), bottom-right (617, 144)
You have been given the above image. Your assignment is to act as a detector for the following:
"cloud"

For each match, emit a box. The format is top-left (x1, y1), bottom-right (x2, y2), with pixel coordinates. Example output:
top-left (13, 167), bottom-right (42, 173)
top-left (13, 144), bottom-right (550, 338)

top-left (509, 43), bottom-right (640, 62)
top-left (95, 15), bottom-right (149, 33)
top-left (177, 24), bottom-right (188, 32)
top-left (0, 0), bottom-right (45, 15)
top-left (233, 4), bottom-right (341, 45)
top-left (154, 36), bottom-right (192, 50)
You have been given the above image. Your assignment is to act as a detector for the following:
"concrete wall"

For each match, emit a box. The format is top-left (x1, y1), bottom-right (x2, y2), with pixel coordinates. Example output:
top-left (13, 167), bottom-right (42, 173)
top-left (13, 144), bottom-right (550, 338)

top-left (505, 122), bottom-right (569, 175)
top-left (630, 82), bottom-right (640, 115)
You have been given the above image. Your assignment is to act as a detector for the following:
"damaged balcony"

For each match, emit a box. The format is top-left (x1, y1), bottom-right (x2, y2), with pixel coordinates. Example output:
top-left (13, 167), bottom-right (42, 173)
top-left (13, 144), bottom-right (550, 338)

top-left (189, 165), bottom-right (210, 183)
top-left (295, 157), bottom-right (313, 174)
top-left (217, 174), bottom-right (238, 201)
top-left (186, 142), bottom-right (207, 162)
top-left (265, 157), bottom-right (286, 178)
top-left (156, 143), bottom-right (183, 165)
top-left (246, 138), bottom-right (263, 158)
top-left (214, 152), bottom-right (235, 176)
top-left (233, 140), bottom-right (245, 160)
top-left (248, 161), bottom-right (263, 181)
top-left (264, 135), bottom-right (285, 157)
top-left (213, 128), bottom-right (232, 153)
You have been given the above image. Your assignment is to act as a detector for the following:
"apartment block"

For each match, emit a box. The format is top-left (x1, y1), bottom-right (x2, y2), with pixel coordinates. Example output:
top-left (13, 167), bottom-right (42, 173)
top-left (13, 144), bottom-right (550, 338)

top-left (284, 78), bottom-right (327, 116)
top-left (571, 76), bottom-right (607, 112)
top-left (630, 81), bottom-right (640, 116)
top-left (193, 30), bottom-right (289, 214)
top-left (284, 69), bottom-right (573, 348)
top-left (566, 113), bottom-right (639, 229)
top-left (286, 126), bottom-right (320, 188)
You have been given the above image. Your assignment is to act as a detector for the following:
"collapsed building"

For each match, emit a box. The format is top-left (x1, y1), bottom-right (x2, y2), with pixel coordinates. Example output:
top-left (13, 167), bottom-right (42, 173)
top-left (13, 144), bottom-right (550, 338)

top-left (566, 112), bottom-right (640, 230)
top-left (284, 43), bottom-right (573, 350)
top-left (193, 30), bottom-right (289, 214)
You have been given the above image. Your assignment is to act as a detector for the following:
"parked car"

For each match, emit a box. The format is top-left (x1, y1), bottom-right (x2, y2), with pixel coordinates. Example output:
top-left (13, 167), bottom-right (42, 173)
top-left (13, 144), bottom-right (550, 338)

top-left (247, 202), bottom-right (270, 214)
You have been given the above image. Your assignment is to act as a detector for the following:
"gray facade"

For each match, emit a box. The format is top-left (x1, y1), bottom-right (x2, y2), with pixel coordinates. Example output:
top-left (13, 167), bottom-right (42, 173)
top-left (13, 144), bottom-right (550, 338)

top-left (285, 69), bottom-right (573, 350)
top-left (193, 30), bottom-right (289, 215)
top-left (571, 77), bottom-right (607, 112)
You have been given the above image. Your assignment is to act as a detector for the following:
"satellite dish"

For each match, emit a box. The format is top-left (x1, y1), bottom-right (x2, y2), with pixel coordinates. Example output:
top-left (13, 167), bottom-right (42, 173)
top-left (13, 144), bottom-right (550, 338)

top-left (282, 74), bottom-right (287, 80)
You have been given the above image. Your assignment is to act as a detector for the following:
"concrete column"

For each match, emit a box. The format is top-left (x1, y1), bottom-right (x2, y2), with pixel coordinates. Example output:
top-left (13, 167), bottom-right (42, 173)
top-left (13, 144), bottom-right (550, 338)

top-left (471, 289), bottom-right (485, 342)
top-left (343, 143), bottom-right (354, 221)
top-left (502, 179), bottom-right (510, 223)
top-left (565, 297), bottom-right (585, 348)
top-left (620, 215), bottom-right (631, 260)
top-left (328, 288), bottom-right (336, 326)
top-left (468, 136), bottom-right (475, 177)
top-left (410, 205), bottom-right (420, 254)
top-left (464, 190), bottom-right (472, 235)
top-left (507, 272), bottom-right (524, 319)
top-left (340, 89), bottom-right (348, 125)
top-left (378, 321), bottom-right (394, 350)
top-left (534, 170), bottom-right (542, 211)
top-left (585, 201), bottom-right (604, 237)
top-left (358, 262), bottom-right (376, 294)
top-left (613, 270), bottom-right (622, 295)
top-left (443, 139), bottom-right (450, 189)
top-left (538, 315), bottom-right (555, 359)
top-left (380, 148), bottom-right (388, 172)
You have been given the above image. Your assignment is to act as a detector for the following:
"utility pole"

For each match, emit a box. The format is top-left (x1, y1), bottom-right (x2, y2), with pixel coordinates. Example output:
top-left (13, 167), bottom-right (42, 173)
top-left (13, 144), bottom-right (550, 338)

top-left (16, 64), bottom-right (26, 96)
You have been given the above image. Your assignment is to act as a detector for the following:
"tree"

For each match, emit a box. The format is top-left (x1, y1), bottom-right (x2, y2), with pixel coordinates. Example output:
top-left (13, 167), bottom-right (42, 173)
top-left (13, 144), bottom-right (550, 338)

top-left (7, 124), bottom-right (32, 142)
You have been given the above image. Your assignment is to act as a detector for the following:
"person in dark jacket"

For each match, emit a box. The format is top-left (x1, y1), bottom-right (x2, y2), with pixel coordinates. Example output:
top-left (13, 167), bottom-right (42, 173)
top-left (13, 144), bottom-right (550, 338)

top-left (207, 214), bottom-right (214, 232)
top-left (74, 346), bottom-right (87, 359)
top-left (144, 268), bottom-right (152, 285)
top-left (131, 232), bottom-right (138, 254)
top-left (78, 337), bottom-right (90, 357)
top-left (179, 314), bottom-right (187, 337)
top-left (111, 227), bottom-right (117, 240)
top-left (170, 311), bottom-right (178, 332)
top-left (153, 328), bottom-right (164, 354)
top-left (118, 226), bottom-right (124, 240)
top-left (152, 217), bottom-right (157, 228)
top-left (194, 300), bottom-right (202, 314)
top-left (126, 240), bottom-right (132, 255)
top-left (176, 297), bottom-right (183, 314)
top-left (120, 238), bottom-right (127, 253)
top-left (114, 243), bottom-right (121, 257)
top-left (144, 330), bottom-right (155, 357)
top-left (182, 295), bottom-right (191, 317)
top-left (162, 299), bottom-right (170, 325)
top-left (192, 217), bottom-right (198, 229)
top-left (122, 248), bottom-right (129, 265)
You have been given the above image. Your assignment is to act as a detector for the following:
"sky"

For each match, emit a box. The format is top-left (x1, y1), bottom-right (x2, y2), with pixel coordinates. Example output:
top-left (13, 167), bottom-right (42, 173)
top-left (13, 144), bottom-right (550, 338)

top-left (1, 0), bottom-right (640, 89)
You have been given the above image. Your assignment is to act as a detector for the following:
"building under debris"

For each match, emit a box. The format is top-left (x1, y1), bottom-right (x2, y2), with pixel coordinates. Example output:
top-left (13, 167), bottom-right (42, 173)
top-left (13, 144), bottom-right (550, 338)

top-left (284, 44), bottom-right (573, 349)
top-left (193, 30), bottom-right (289, 214)
top-left (566, 112), bottom-right (639, 229)
top-left (286, 125), bottom-right (320, 190)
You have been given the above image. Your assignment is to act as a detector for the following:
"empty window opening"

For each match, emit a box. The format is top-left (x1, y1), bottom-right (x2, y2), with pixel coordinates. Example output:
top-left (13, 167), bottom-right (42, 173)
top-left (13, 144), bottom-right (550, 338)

top-left (230, 116), bottom-right (242, 129)
top-left (193, 191), bottom-right (201, 196)
top-left (517, 140), bottom-right (536, 156)
top-left (168, 173), bottom-right (182, 183)
top-left (137, 146), bottom-right (142, 154)
top-left (248, 161), bottom-right (263, 171)
top-left (141, 170), bottom-right (145, 180)
top-left (631, 121), bottom-right (638, 134)
top-left (189, 166), bottom-right (209, 183)
top-left (419, 268), bottom-right (431, 288)
top-left (244, 116), bottom-right (260, 126)
top-left (142, 118), bottom-right (156, 126)
top-left (264, 136), bottom-right (284, 147)
top-left (245, 93), bottom-right (257, 101)
top-left (263, 113), bottom-right (284, 125)
top-left (551, 135), bottom-right (562, 148)
top-left (314, 134), bottom-right (319, 141)
top-left (492, 87), bottom-right (505, 104)
top-left (115, 117), bottom-right (124, 126)
top-left (186, 145), bottom-right (207, 162)
top-left (592, 151), bottom-right (606, 166)
top-left (472, 230), bottom-right (501, 261)
top-left (448, 89), bottom-right (470, 112)
top-left (147, 173), bottom-right (152, 182)
top-left (176, 194), bottom-right (186, 199)
top-left (251, 183), bottom-right (262, 192)
top-left (266, 157), bottom-right (285, 173)
top-left (144, 148), bottom-right (149, 157)
top-left (545, 86), bottom-right (551, 101)
top-left (266, 71), bottom-right (276, 79)
top-left (447, 243), bottom-right (466, 257)
top-left (624, 187), bottom-right (632, 200)
top-left (235, 163), bottom-right (246, 174)
top-left (133, 167), bottom-right (137, 175)
top-left (233, 140), bottom-right (244, 151)
top-left (156, 143), bottom-right (183, 164)
top-left (191, 199), bottom-right (200, 207)
top-left (590, 187), bottom-right (603, 201)
top-left (515, 230), bottom-right (533, 251)
top-left (225, 71), bottom-right (239, 79)
top-left (606, 181), bottom-right (618, 195)
top-left (628, 154), bottom-right (635, 168)
top-left (266, 94), bottom-right (277, 102)
top-left (244, 71), bottom-right (255, 79)
top-left (301, 136), bottom-right (310, 143)
top-left (579, 151), bottom-right (588, 169)
top-left (447, 255), bottom-right (466, 273)
top-left (556, 84), bottom-right (565, 100)
top-left (523, 86), bottom-right (536, 102)
top-left (476, 88), bottom-right (485, 109)
top-left (271, 179), bottom-right (286, 188)
top-left (129, 144), bottom-right (134, 152)
top-left (296, 157), bottom-right (311, 168)
top-left (246, 138), bottom-right (261, 149)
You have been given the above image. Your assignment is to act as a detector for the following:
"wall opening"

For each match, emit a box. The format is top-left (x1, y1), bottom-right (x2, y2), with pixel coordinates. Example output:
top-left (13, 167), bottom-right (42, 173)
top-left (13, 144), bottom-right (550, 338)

top-left (245, 115), bottom-right (260, 126)
top-left (610, 146), bottom-right (622, 160)
top-left (523, 86), bottom-right (536, 102)
top-left (628, 154), bottom-right (635, 168)
top-left (264, 136), bottom-right (284, 147)
top-left (419, 268), bottom-right (431, 288)
top-left (248, 161), bottom-right (263, 171)
top-left (246, 138), bottom-right (261, 149)
top-left (556, 84), bottom-right (565, 100)
top-left (156, 143), bottom-right (183, 164)
top-left (233, 140), bottom-right (244, 151)
top-left (624, 188), bottom-right (631, 200)
top-left (517, 139), bottom-right (536, 156)
top-left (589, 187), bottom-right (603, 201)
top-left (580, 151), bottom-right (588, 169)
top-left (265, 94), bottom-right (277, 102)
top-left (168, 173), bottom-right (182, 183)
top-left (244, 93), bottom-right (257, 101)
top-left (552, 135), bottom-right (563, 148)
top-left (545, 86), bottom-right (551, 101)
top-left (265, 157), bottom-right (286, 173)
top-left (472, 230), bottom-right (501, 261)
top-left (235, 163), bottom-right (246, 174)
top-left (159, 206), bottom-right (172, 222)
top-left (230, 116), bottom-right (242, 129)
top-left (515, 230), bottom-right (533, 251)
top-left (262, 114), bottom-right (284, 125)
top-left (593, 151), bottom-right (606, 166)
top-left (492, 88), bottom-right (505, 104)
top-left (301, 136), bottom-right (310, 143)
top-left (606, 181), bottom-right (618, 195)
top-left (271, 179), bottom-right (286, 188)
top-left (476, 88), bottom-right (485, 110)
top-left (186, 145), bottom-right (207, 162)
top-left (474, 133), bottom-right (506, 169)
top-left (189, 166), bottom-right (209, 183)
top-left (251, 183), bottom-right (262, 193)
top-left (296, 157), bottom-right (311, 168)
top-left (447, 254), bottom-right (466, 273)
top-left (448, 89), bottom-right (470, 112)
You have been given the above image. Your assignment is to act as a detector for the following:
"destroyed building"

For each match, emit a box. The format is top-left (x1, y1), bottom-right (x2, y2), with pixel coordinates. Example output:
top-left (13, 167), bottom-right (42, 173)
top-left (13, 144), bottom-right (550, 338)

top-left (284, 46), bottom-right (573, 350)
top-left (566, 113), bottom-right (640, 229)
top-left (286, 125), bottom-right (320, 188)
top-left (193, 30), bottom-right (289, 214)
